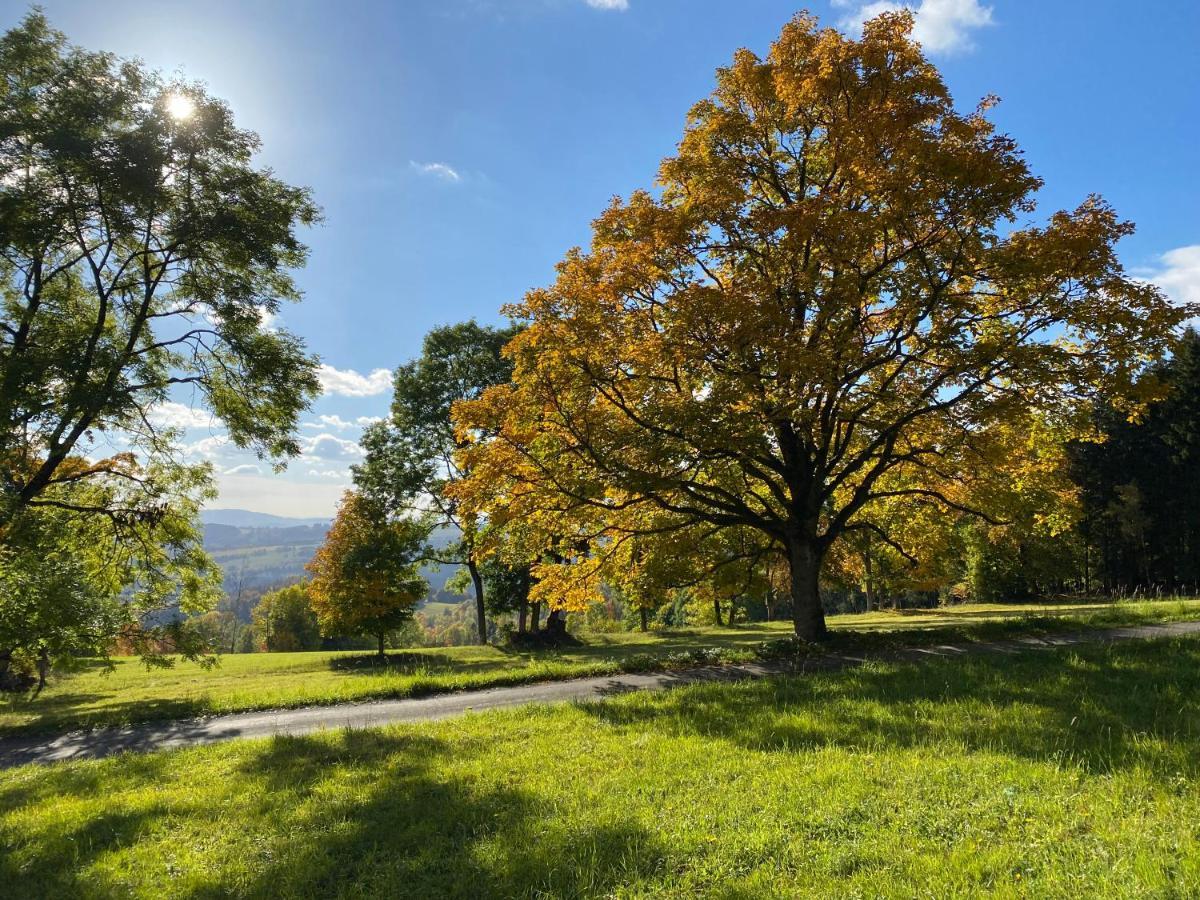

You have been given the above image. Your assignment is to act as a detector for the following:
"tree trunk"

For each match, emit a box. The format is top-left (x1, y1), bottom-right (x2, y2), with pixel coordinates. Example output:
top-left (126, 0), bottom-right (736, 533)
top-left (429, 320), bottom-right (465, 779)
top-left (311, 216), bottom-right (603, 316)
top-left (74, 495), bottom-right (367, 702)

top-left (787, 538), bottom-right (828, 640)
top-left (377, 632), bottom-right (386, 659)
top-left (713, 597), bottom-right (723, 627)
top-left (34, 646), bottom-right (50, 695)
top-left (864, 549), bottom-right (877, 612)
top-left (544, 608), bottom-right (567, 639)
top-left (467, 559), bottom-right (488, 645)
top-left (530, 601), bottom-right (541, 633)
top-left (517, 600), bottom-right (528, 635)
top-left (639, 606), bottom-right (648, 632)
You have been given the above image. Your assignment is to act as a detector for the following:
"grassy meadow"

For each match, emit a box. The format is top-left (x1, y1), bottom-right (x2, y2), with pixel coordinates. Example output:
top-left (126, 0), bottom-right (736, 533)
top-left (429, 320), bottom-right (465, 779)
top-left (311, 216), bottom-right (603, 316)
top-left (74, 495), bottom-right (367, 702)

top-left (2, 634), bottom-right (1199, 897)
top-left (2, 598), bottom-right (1199, 738)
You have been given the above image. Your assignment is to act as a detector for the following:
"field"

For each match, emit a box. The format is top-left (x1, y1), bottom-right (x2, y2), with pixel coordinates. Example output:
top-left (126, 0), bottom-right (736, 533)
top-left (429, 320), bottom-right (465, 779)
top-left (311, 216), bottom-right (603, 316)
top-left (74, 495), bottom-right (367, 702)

top-left (2, 634), bottom-right (1198, 897)
top-left (3, 599), bottom-right (1200, 737)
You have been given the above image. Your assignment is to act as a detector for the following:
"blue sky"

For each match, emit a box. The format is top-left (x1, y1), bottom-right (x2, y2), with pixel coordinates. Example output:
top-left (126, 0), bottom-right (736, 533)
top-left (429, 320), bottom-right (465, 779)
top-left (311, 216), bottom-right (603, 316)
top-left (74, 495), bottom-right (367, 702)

top-left (8, 0), bottom-right (1198, 517)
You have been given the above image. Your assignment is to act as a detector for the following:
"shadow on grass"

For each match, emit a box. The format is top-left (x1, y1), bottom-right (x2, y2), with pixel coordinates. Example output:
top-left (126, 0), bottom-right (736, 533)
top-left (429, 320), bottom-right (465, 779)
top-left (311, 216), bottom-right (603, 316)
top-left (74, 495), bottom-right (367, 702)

top-left (326, 652), bottom-right (463, 674)
top-left (5, 637), bottom-right (1199, 895)
top-left (579, 636), bottom-right (1200, 777)
top-left (1, 729), bottom-right (667, 898)
top-left (5, 692), bottom-right (215, 726)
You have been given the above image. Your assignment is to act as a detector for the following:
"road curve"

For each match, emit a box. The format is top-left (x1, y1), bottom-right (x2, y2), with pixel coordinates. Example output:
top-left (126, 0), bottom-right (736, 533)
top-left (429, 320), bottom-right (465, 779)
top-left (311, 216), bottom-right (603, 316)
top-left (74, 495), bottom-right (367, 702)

top-left (3, 619), bottom-right (1199, 769)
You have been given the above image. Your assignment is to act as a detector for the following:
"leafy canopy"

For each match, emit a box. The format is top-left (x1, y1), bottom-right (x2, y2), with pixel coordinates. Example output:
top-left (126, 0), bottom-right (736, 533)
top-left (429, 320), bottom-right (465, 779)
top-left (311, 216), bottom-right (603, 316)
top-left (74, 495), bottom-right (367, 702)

top-left (0, 11), bottom-right (322, 664)
top-left (453, 10), bottom-right (1190, 638)
top-left (251, 583), bottom-right (322, 653)
top-left (0, 455), bottom-right (220, 670)
top-left (0, 11), bottom-right (321, 520)
top-left (307, 492), bottom-right (428, 649)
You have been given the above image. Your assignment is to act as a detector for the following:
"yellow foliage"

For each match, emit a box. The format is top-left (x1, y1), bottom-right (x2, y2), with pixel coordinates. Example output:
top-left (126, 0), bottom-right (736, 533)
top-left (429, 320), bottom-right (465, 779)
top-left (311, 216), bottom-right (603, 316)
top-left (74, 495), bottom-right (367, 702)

top-left (450, 10), bottom-right (1191, 635)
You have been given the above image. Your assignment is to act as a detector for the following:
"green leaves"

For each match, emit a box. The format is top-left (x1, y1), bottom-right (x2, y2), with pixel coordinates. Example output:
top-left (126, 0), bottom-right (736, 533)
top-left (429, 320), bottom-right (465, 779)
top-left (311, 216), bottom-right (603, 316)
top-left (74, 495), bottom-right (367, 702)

top-left (0, 455), bottom-right (222, 668)
top-left (355, 321), bottom-right (518, 528)
top-left (0, 11), bottom-right (321, 668)
top-left (0, 11), bottom-right (321, 510)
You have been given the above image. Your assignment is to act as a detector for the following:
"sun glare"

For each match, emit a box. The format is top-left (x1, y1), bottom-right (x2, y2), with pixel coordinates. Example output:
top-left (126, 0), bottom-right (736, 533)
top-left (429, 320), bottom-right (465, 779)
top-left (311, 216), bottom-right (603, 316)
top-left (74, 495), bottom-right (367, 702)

top-left (165, 93), bottom-right (195, 120)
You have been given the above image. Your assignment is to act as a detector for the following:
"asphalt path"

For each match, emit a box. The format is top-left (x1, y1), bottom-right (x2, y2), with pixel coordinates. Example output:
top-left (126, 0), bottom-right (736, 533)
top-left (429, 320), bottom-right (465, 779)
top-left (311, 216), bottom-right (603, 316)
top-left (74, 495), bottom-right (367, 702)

top-left (3, 619), bottom-right (1199, 768)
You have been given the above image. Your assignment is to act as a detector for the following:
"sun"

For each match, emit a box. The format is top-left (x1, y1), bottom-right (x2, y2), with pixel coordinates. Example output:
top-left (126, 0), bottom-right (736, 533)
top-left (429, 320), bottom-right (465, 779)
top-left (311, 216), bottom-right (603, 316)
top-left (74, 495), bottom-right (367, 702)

top-left (165, 93), bottom-right (195, 121)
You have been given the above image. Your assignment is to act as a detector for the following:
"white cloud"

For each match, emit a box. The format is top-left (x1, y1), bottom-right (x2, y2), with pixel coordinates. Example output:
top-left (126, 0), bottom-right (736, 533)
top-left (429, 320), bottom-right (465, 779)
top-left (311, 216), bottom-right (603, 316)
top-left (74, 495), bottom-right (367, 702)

top-left (1145, 245), bottom-right (1200, 311)
top-left (586, 0), bottom-right (628, 10)
top-left (304, 415), bottom-right (354, 432)
top-left (303, 433), bottom-right (365, 462)
top-left (223, 463), bottom-right (262, 476)
top-left (317, 364), bottom-right (392, 397)
top-left (183, 434), bottom-right (232, 459)
top-left (307, 468), bottom-right (350, 480)
top-left (148, 401), bottom-right (215, 430)
top-left (302, 414), bottom-right (385, 432)
top-left (839, 0), bottom-right (993, 54)
top-left (410, 161), bottom-right (462, 182)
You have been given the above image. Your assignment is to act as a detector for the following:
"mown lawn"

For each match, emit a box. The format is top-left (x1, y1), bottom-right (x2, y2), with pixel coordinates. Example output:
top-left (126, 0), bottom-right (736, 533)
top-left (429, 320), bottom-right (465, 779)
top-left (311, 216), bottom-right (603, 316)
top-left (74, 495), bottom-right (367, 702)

top-left (2, 635), bottom-right (1198, 897)
top-left (3, 598), bottom-right (1199, 737)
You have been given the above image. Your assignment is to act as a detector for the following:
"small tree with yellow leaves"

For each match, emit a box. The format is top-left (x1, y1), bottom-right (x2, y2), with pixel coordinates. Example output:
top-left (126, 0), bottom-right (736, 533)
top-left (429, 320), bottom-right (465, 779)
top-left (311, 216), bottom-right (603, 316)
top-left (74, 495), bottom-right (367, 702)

top-left (307, 492), bottom-right (428, 657)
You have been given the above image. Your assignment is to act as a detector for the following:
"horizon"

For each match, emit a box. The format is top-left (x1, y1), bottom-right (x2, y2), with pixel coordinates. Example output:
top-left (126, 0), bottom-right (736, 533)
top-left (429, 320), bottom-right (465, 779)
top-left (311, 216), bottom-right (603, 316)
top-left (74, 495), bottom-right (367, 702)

top-left (12, 0), bottom-right (1198, 517)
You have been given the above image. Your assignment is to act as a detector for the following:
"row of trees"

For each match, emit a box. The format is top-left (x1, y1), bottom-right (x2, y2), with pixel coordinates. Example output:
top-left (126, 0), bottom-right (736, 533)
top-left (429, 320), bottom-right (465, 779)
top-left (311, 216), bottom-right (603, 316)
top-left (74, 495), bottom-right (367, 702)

top-left (1073, 330), bottom-right (1200, 592)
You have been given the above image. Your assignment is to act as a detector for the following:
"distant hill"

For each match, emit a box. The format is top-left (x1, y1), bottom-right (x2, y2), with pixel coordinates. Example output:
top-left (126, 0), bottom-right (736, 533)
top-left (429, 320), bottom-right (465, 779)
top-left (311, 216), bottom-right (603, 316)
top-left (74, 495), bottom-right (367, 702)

top-left (201, 512), bottom-right (469, 617)
top-left (202, 522), bottom-right (330, 551)
top-left (201, 509), bottom-right (332, 528)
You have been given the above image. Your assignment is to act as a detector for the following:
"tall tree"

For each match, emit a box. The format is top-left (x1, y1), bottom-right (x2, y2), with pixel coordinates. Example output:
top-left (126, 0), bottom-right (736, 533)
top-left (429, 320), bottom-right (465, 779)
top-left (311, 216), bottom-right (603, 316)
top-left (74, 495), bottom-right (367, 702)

top-left (354, 321), bottom-right (518, 645)
top-left (0, 12), bottom-right (320, 527)
top-left (307, 491), bottom-right (427, 658)
top-left (453, 11), bottom-right (1187, 640)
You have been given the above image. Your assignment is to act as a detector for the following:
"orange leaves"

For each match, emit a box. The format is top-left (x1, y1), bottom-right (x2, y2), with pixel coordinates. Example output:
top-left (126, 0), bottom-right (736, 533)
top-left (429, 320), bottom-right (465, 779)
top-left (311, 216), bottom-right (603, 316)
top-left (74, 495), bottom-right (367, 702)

top-left (450, 7), bottom-right (1187, 619)
top-left (306, 491), bottom-right (425, 637)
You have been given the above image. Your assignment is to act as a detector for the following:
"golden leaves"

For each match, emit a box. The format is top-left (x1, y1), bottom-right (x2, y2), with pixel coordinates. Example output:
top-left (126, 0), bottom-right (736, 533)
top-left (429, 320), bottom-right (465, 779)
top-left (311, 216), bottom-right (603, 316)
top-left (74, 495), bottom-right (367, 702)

top-left (449, 7), bottom-right (1186, 616)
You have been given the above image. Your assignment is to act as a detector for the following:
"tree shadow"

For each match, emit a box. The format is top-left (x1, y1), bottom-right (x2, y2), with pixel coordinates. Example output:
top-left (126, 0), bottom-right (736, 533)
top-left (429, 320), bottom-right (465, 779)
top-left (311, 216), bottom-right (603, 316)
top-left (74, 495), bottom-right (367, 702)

top-left (326, 652), bottom-right (461, 675)
top-left (579, 637), bottom-right (1200, 777)
top-left (226, 733), bottom-right (664, 898)
top-left (0, 693), bottom-right (222, 741)
top-left (0, 708), bottom-right (259, 771)
top-left (2, 728), bottom-right (668, 898)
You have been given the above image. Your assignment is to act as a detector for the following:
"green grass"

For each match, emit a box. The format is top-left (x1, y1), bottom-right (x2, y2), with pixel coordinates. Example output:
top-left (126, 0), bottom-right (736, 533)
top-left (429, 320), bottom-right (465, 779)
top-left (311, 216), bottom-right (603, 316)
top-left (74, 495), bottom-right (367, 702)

top-left (3, 598), bottom-right (1200, 738)
top-left (3, 635), bottom-right (1199, 897)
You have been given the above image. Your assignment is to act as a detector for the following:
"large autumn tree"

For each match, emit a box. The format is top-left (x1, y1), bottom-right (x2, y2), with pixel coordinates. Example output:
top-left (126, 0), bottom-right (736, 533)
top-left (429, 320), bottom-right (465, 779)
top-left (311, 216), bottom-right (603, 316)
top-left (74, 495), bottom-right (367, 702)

top-left (454, 11), bottom-right (1188, 640)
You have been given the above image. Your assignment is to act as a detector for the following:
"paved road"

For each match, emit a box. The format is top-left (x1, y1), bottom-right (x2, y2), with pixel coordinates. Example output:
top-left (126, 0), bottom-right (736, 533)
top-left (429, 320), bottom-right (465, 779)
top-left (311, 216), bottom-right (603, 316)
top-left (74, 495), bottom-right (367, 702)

top-left (3, 620), bottom-right (1199, 769)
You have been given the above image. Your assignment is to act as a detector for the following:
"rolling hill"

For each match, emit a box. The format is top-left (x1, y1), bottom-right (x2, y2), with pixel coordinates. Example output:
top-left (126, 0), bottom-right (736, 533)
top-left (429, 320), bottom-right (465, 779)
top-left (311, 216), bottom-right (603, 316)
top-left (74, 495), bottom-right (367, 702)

top-left (201, 510), bottom-right (469, 616)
